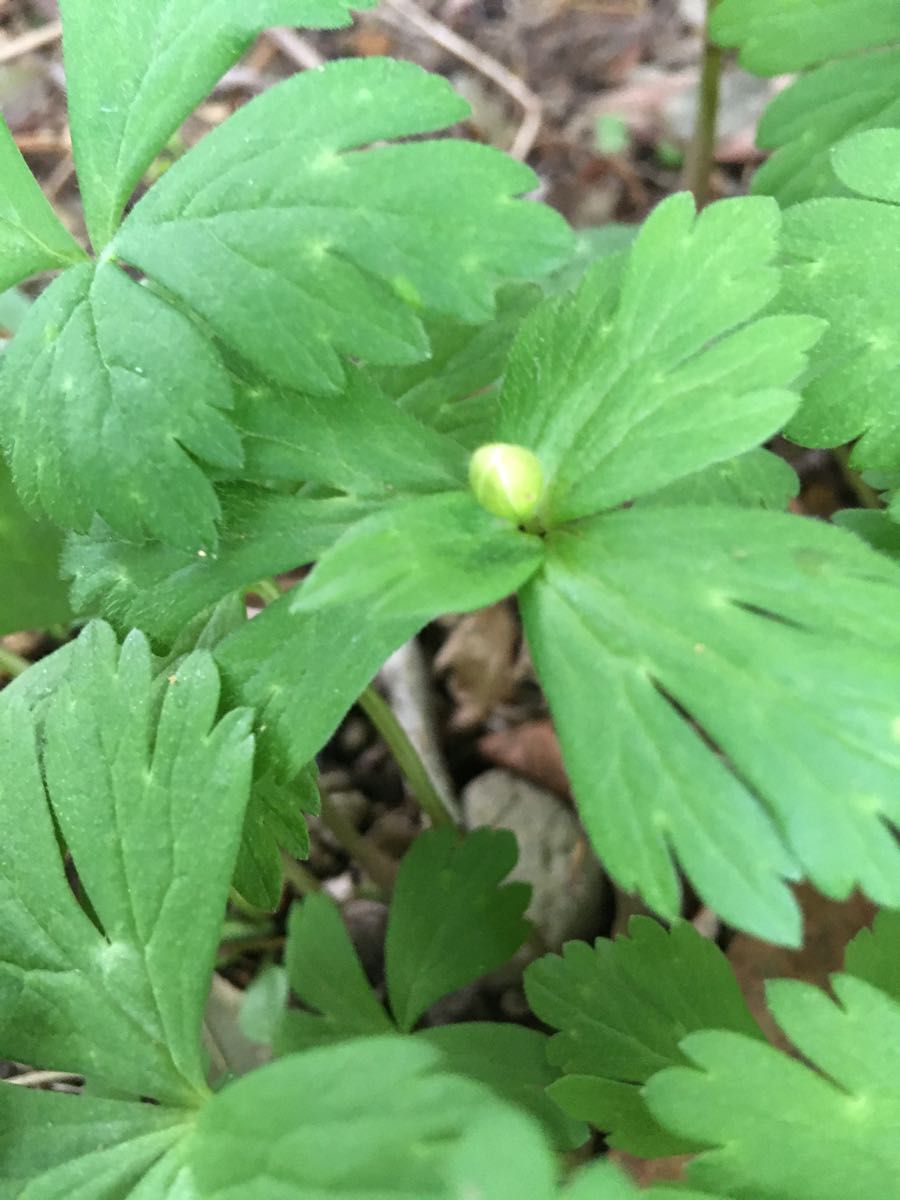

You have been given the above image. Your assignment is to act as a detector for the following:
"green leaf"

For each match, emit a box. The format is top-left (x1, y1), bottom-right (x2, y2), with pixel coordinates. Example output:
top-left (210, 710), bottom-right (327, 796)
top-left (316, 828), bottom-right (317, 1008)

top-left (386, 826), bottom-right (531, 1031)
top-left (419, 1023), bottom-right (588, 1152)
top-left (215, 594), bottom-right (419, 781)
top-left (61, 0), bottom-right (370, 249)
top-left (712, 2), bottom-right (900, 205)
top-left (844, 909), bottom-right (900, 1005)
top-left (65, 489), bottom-right (370, 648)
top-left (233, 765), bottom-right (320, 911)
top-left (239, 964), bottom-right (290, 1047)
top-left (367, 282), bottom-right (540, 441)
top-left (187, 1037), bottom-right (518, 1198)
top-left (524, 917), bottom-right (762, 1156)
top-left (497, 193), bottom-right (821, 524)
top-left (0, 261), bottom-right (241, 548)
top-left (0, 1087), bottom-right (186, 1200)
top-left (522, 507), bottom-right (900, 943)
top-left (0, 115), bottom-right (85, 290)
top-left (645, 974), bottom-right (900, 1200)
top-left (293, 491), bottom-right (544, 621)
top-left (833, 509), bottom-right (900, 558)
top-left (276, 893), bottom-right (394, 1051)
top-left (752, 51), bottom-right (900, 206)
top-left (230, 367), bottom-right (467, 492)
top-left (711, 0), bottom-right (899, 73)
top-left (113, 57), bottom-right (572, 393)
top-left (636, 448), bottom-right (798, 511)
top-left (563, 1159), bottom-right (717, 1200)
top-left (0, 458), bottom-right (71, 635)
top-left (780, 136), bottom-right (900, 467)
top-left (0, 620), bottom-right (254, 1105)
top-left (834, 127), bottom-right (900, 203)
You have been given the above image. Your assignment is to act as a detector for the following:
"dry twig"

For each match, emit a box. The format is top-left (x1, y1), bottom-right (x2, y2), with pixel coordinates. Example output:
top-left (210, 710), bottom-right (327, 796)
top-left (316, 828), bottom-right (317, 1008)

top-left (265, 26), bottom-right (325, 71)
top-left (0, 17), bottom-right (62, 66)
top-left (378, 0), bottom-right (543, 160)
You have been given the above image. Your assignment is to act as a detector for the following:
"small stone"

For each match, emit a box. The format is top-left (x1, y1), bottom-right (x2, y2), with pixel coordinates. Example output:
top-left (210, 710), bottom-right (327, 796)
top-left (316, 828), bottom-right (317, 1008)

top-left (463, 768), bottom-right (606, 952)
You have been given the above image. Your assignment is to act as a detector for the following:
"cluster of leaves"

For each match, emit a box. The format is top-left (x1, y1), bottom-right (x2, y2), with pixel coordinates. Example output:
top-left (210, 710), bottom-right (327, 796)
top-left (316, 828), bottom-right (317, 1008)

top-left (2, 0), bottom-right (900, 1195)
top-left (0, 624), bottom-right (713, 1199)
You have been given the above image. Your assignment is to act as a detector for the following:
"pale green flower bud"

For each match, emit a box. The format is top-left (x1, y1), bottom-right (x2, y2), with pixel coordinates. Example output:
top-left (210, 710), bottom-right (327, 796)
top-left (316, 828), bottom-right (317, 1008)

top-left (469, 442), bottom-right (545, 524)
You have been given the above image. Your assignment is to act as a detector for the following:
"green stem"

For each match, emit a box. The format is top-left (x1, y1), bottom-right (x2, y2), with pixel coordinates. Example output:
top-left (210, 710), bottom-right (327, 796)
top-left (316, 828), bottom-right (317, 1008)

top-left (248, 578), bottom-right (282, 605)
top-left (359, 684), bottom-right (458, 829)
top-left (280, 851), bottom-right (321, 896)
top-left (683, 0), bottom-right (724, 208)
top-left (0, 644), bottom-right (30, 678)
top-left (320, 792), bottom-right (399, 896)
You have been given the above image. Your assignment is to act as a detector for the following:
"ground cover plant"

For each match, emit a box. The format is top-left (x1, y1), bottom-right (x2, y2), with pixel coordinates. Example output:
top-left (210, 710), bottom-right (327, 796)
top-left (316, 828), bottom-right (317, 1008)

top-left (1, 0), bottom-right (899, 1195)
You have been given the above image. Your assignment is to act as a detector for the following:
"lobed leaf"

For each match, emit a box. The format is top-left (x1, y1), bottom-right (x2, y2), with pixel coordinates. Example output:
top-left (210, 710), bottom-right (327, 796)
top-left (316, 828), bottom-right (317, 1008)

top-left (711, 0), bottom-right (900, 74)
top-left (646, 973), bottom-right (900, 1199)
top-left (292, 491), bottom-right (544, 622)
top-left (277, 893), bottom-right (395, 1050)
top-left (187, 1037), bottom-right (518, 1199)
top-left (0, 116), bottom-right (85, 291)
top-left (230, 367), bottom-right (468, 492)
top-left (214, 592), bottom-right (419, 782)
top-left (386, 826), bottom-right (531, 1031)
top-left (65, 488), bottom-right (372, 649)
top-left (524, 917), bottom-right (762, 1156)
top-left (712, 1), bottom-right (900, 205)
top-left (780, 130), bottom-right (900, 468)
top-left (0, 262), bottom-right (241, 549)
top-left (0, 1087), bottom-right (185, 1200)
top-left (113, 57), bottom-right (572, 394)
top-left (233, 765), bottom-right (321, 911)
top-left (0, 620), bottom-right (254, 1105)
top-left (635, 448), bottom-right (798, 511)
top-left (61, 0), bottom-right (371, 249)
top-left (522, 507), bottom-right (900, 943)
top-left (497, 193), bottom-right (821, 524)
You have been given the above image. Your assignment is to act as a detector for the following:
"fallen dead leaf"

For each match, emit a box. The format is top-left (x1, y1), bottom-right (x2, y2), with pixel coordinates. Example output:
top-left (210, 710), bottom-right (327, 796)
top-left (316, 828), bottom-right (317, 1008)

top-left (478, 717), bottom-right (571, 797)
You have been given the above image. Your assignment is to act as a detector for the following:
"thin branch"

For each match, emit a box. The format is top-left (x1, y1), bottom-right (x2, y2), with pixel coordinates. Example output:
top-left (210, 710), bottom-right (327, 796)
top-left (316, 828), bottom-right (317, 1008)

top-left (360, 682), bottom-right (459, 829)
top-left (6, 1069), bottom-right (80, 1088)
top-left (265, 26), bottom-right (325, 71)
top-left (319, 793), bottom-right (399, 896)
top-left (0, 18), bottom-right (62, 66)
top-left (379, 0), bottom-right (542, 160)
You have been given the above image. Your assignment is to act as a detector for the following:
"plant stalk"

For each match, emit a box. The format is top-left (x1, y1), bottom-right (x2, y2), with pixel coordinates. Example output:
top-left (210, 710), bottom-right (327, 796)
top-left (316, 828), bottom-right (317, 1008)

top-left (683, 0), bottom-right (724, 208)
top-left (319, 792), bottom-right (399, 896)
top-left (0, 644), bottom-right (30, 678)
top-left (359, 684), bottom-right (458, 829)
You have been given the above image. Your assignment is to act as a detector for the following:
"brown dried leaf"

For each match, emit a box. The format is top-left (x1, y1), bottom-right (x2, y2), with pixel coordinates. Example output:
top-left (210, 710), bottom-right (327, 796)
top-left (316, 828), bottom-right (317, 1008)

top-left (434, 603), bottom-right (520, 729)
top-left (478, 717), bottom-right (570, 797)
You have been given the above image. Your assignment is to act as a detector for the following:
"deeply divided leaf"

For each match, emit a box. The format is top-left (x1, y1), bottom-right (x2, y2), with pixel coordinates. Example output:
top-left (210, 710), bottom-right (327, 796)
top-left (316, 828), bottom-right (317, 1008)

top-left (0, 117), bottom-right (85, 290)
top-left (497, 193), bottom-right (820, 523)
top-left (780, 130), bottom-right (900, 468)
top-left (293, 491), bottom-right (544, 621)
top-left (522, 507), bottom-right (900, 943)
top-left (524, 917), bottom-right (762, 1156)
top-left (61, 0), bottom-right (372, 249)
top-left (112, 57), bottom-right (572, 393)
top-left (0, 261), bottom-right (241, 548)
top-left (712, 0), bottom-right (900, 204)
top-left (0, 621), bottom-right (254, 1105)
top-left (646, 974), bottom-right (900, 1199)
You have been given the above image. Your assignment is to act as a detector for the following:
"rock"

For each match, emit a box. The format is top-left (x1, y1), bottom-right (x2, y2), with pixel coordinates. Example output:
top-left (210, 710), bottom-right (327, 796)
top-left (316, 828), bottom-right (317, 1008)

top-left (463, 768), bottom-right (606, 952)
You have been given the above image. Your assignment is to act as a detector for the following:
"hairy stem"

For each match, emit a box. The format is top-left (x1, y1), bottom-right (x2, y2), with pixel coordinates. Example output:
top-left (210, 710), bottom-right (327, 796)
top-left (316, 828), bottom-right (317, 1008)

top-left (359, 683), bottom-right (459, 829)
top-left (683, 0), bottom-right (724, 208)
